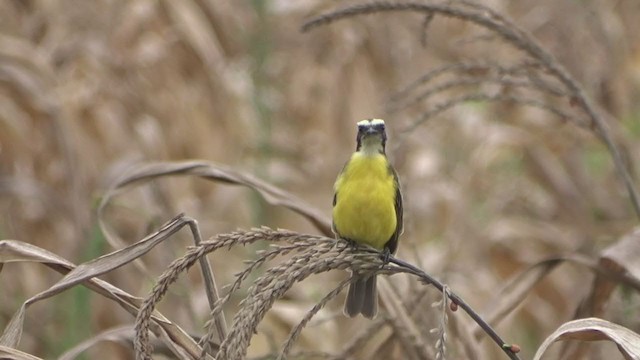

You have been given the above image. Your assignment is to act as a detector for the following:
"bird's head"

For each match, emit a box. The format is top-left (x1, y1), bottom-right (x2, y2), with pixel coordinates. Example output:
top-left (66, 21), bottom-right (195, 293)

top-left (356, 119), bottom-right (387, 155)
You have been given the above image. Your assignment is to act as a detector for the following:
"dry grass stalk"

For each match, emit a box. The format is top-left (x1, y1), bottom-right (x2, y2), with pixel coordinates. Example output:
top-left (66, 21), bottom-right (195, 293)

top-left (378, 278), bottom-right (431, 360)
top-left (302, 0), bottom-right (640, 218)
top-left (134, 227), bottom-right (308, 359)
top-left (387, 61), bottom-right (567, 113)
top-left (0, 219), bottom-right (206, 358)
top-left (277, 277), bottom-right (352, 360)
top-left (445, 307), bottom-right (482, 360)
top-left (385, 314), bottom-right (428, 360)
top-left (338, 315), bottom-right (388, 358)
top-left (97, 161), bottom-right (334, 252)
top-left (133, 225), bottom-right (523, 360)
top-left (186, 217), bottom-right (228, 344)
top-left (432, 285), bottom-right (450, 360)
top-left (199, 240), bottom-right (319, 355)
top-left (213, 240), bottom-right (383, 360)
top-left (398, 93), bottom-right (577, 140)
top-left (2, 1), bottom-right (639, 359)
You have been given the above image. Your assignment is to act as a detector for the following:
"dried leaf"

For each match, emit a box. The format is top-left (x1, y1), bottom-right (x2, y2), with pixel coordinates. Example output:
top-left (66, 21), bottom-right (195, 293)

top-left (58, 326), bottom-right (135, 360)
top-left (0, 345), bottom-right (44, 360)
top-left (600, 225), bottom-right (640, 280)
top-left (0, 34), bottom-right (56, 115)
top-left (0, 216), bottom-right (209, 358)
top-left (575, 227), bottom-right (640, 318)
top-left (567, 227), bottom-right (640, 358)
top-left (477, 252), bottom-right (640, 339)
top-left (161, 0), bottom-right (230, 90)
top-left (97, 160), bottom-right (332, 251)
top-left (40, 214), bottom-right (186, 298)
top-left (533, 317), bottom-right (640, 360)
top-left (481, 258), bottom-right (562, 333)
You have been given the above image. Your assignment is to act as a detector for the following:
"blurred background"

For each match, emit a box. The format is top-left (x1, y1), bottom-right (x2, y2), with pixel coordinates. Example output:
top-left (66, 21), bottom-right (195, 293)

top-left (1, 0), bottom-right (639, 359)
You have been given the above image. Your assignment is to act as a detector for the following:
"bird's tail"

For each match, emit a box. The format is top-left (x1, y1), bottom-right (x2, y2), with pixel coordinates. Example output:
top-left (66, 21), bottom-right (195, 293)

top-left (344, 273), bottom-right (378, 318)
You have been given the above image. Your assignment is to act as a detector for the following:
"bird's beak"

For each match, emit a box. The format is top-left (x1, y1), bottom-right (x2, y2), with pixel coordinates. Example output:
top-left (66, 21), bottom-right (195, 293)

top-left (364, 127), bottom-right (379, 136)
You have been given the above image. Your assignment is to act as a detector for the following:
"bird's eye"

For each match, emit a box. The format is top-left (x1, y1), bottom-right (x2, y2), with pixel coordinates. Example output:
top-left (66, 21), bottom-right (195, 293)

top-left (356, 120), bottom-right (370, 128)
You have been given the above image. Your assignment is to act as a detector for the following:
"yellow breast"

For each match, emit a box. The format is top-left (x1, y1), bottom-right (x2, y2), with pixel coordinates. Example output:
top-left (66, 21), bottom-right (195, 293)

top-left (332, 153), bottom-right (397, 249)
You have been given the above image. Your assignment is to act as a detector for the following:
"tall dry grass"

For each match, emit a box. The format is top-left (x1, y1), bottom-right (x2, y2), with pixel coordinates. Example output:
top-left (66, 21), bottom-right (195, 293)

top-left (1, 0), bottom-right (640, 359)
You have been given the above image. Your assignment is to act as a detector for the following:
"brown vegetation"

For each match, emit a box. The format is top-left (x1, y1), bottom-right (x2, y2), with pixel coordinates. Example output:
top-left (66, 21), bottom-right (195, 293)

top-left (1, 1), bottom-right (640, 359)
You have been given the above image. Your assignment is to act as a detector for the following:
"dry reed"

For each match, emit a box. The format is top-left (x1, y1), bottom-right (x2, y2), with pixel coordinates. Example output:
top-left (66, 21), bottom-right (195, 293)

top-left (2, 0), bottom-right (640, 359)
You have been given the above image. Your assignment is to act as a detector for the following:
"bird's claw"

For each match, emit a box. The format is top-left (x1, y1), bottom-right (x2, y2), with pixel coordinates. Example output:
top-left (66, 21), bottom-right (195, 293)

top-left (381, 247), bottom-right (391, 264)
top-left (341, 237), bottom-right (358, 249)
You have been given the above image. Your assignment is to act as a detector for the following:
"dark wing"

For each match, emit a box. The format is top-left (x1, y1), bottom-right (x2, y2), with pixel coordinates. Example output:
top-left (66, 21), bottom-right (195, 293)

top-left (332, 161), bottom-right (350, 238)
top-left (385, 165), bottom-right (403, 254)
top-left (331, 191), bottom-right (338, 237)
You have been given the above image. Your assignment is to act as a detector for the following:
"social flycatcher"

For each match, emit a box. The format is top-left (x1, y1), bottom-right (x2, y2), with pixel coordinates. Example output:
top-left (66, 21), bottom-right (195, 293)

top-left (332, 119), bottom-right (403, 318)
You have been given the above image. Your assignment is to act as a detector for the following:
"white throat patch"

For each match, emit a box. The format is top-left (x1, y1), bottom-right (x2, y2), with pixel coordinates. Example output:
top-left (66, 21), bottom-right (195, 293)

top-left (360, 135), bottom-right (383, 156)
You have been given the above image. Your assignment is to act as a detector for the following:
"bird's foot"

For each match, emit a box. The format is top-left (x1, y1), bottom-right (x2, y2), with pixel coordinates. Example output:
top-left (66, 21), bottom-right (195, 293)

top-left (341, 237), bottom-right (359, 250)
top-left (381, 247), bottom-right (391, 264)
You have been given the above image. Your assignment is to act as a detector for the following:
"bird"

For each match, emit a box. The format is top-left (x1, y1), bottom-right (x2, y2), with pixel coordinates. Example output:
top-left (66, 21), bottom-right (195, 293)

top-left (332, 118), bottom-right (403, 318)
